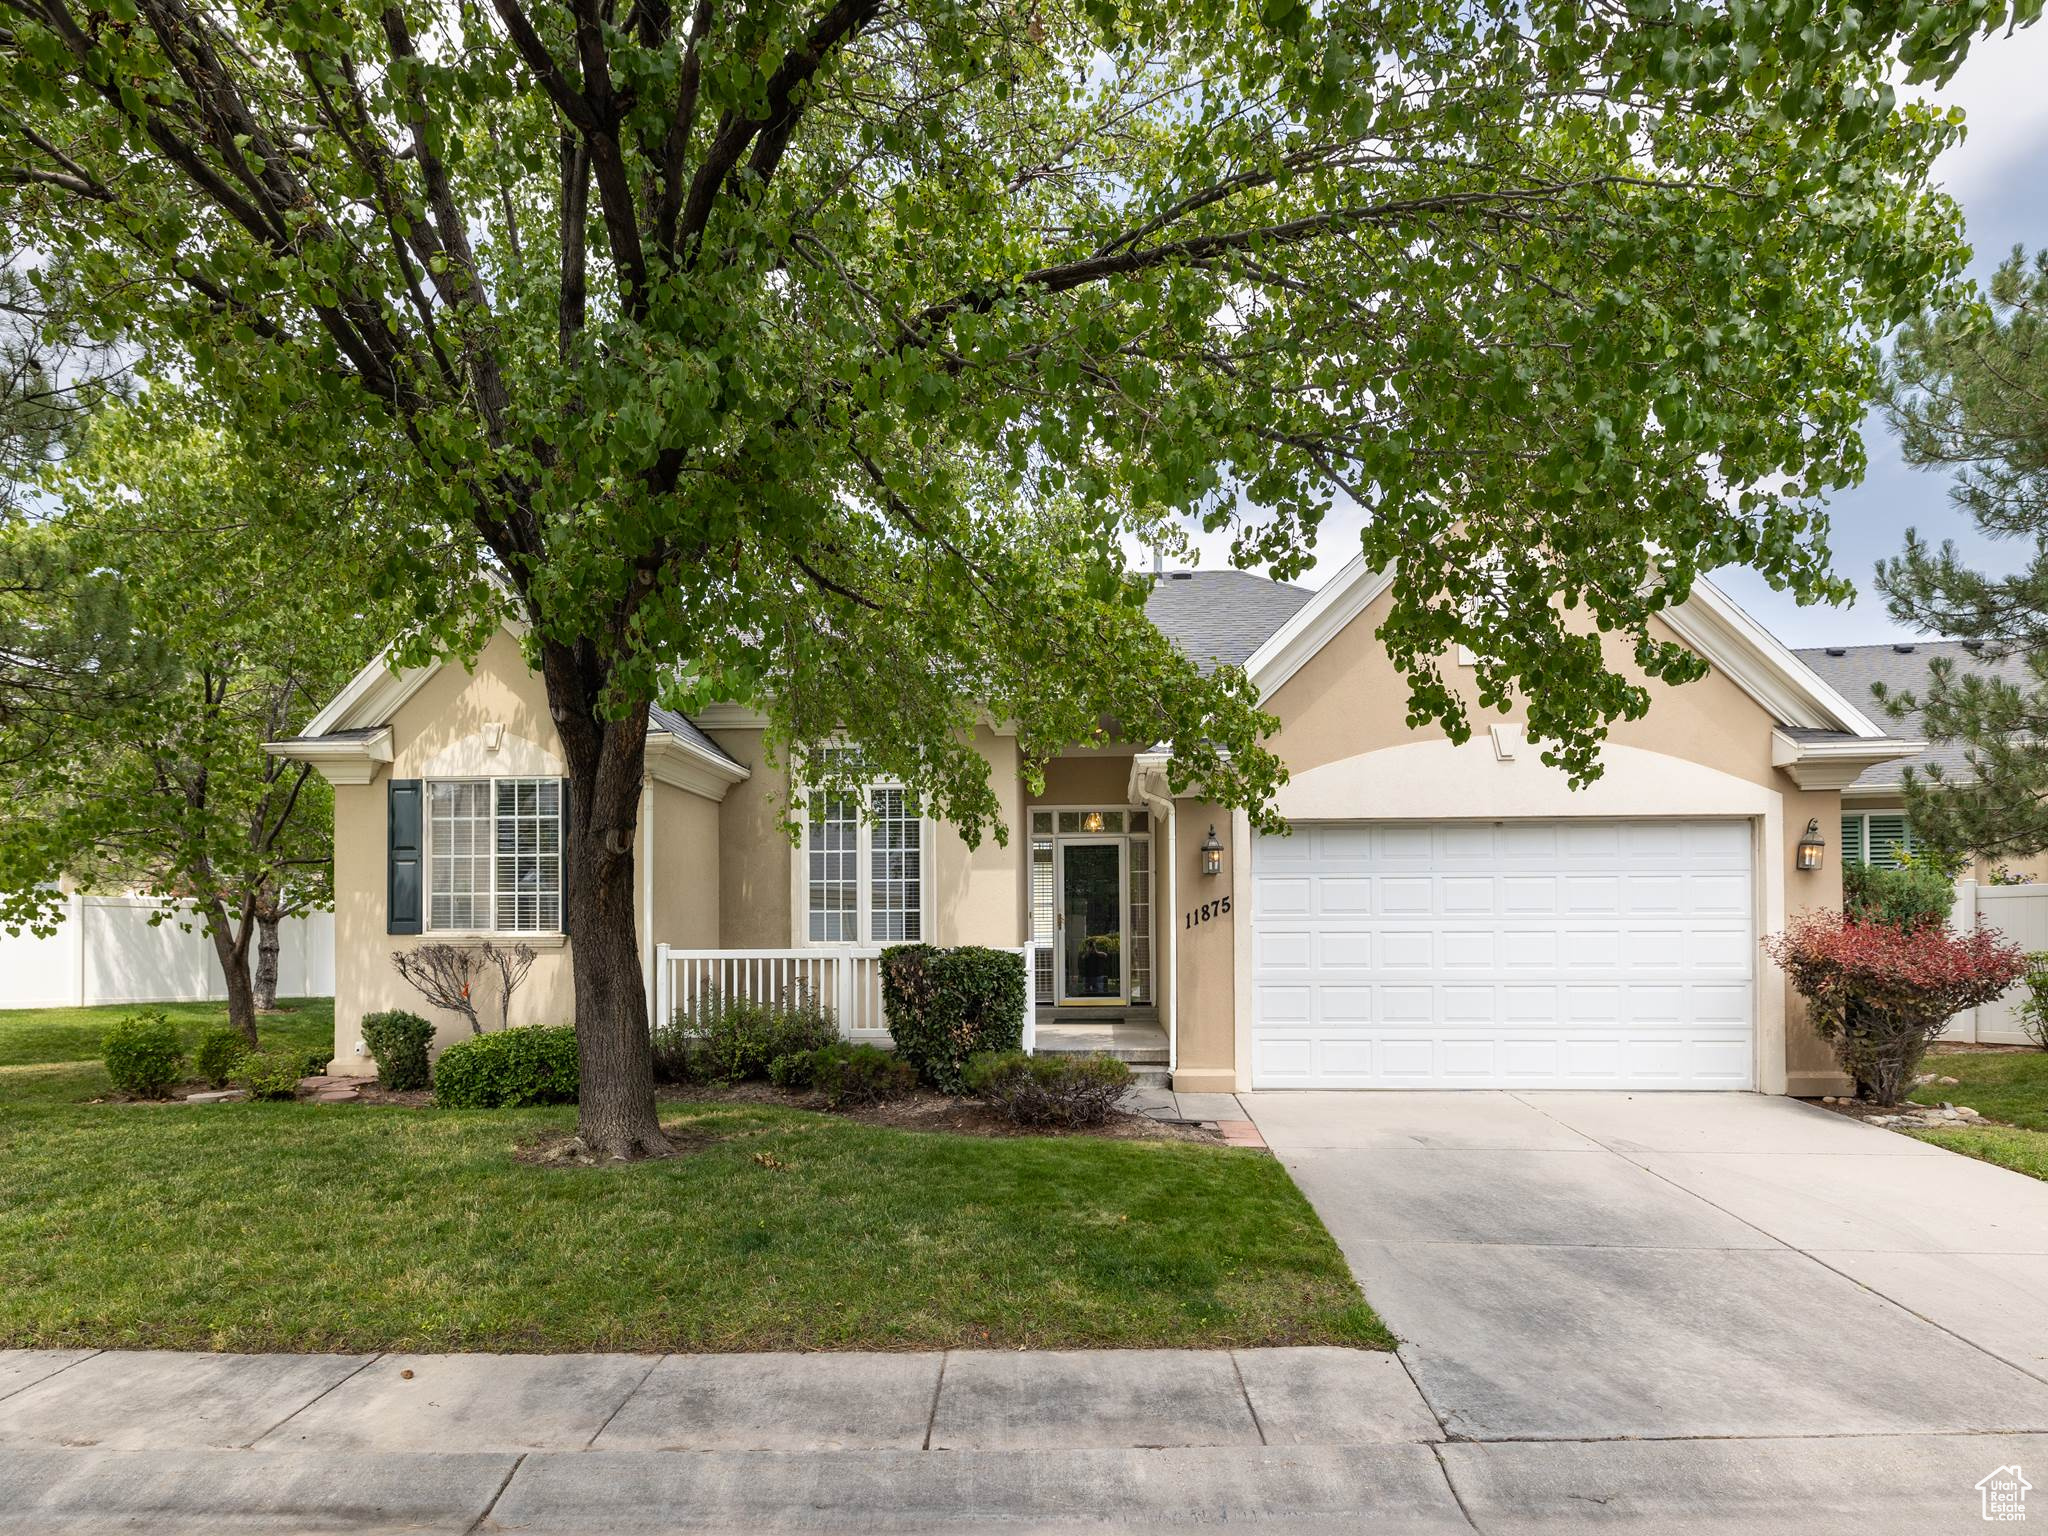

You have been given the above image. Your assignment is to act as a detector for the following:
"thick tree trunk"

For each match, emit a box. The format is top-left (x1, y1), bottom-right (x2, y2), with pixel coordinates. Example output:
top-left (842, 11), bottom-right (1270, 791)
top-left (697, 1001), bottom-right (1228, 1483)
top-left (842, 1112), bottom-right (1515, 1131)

top-left (544, 650), bottom-right (668, 1159)
top-left (254, 911), bottom-right (282, 1011)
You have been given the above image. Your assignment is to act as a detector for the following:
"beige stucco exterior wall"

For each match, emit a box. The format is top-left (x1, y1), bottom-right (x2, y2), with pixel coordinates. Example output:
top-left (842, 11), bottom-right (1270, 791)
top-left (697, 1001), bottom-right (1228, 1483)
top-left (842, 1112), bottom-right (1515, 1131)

top-left (650, 779), bottom-right (720, 949)
top-left (934, 728), bottom-right (1026, 948)
top-left (1167, 587), bottom-right (1851, 1095)
top-left (328, 629), bottom-right (730, 1075)
top-left (1170, 798), bottom-right (1237, 1091)
top-left (329, 631), bottom-right (577, 1072)
top-left (706, 728), bottom-right (793, 948)
top-left (1030, 751), bottom-right (1140, 810)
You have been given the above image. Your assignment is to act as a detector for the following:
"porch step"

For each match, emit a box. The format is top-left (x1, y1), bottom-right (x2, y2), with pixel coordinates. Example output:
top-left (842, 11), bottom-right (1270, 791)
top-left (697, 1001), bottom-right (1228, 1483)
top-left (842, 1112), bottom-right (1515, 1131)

top-left (1126, 1066), bottom-right (1172, 1089)
top-left (1034, 1020), bottom-right (1169, 1072)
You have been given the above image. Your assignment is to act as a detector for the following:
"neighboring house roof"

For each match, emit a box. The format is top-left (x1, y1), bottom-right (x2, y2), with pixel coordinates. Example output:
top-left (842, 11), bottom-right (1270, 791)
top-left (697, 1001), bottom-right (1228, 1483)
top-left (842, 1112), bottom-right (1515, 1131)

top-left (1794, 641), bottom-right (2033, 791)
top-left (1144, 569), bottom-right (1316, 672)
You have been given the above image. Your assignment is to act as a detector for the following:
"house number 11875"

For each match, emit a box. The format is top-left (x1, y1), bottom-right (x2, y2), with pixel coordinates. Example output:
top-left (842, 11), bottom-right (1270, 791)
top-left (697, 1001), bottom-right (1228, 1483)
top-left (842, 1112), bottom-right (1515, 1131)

top-left (1184, 896), bottom-right (1232, 928)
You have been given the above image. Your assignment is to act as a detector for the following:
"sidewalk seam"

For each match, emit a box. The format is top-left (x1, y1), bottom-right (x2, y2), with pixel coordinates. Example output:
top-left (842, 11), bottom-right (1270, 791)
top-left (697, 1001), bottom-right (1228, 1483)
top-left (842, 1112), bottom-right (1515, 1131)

top-left (584, 1354), bottom-right (666, 1450)
top-left (243, 1353), bottom-right (384, 1449)
top-left (464, 1451), bottom-right (526, 1535)
top-left (0, 1349), bottom-right (102, 1407)
top-left (1429, 1442), bottom-right (1486, 1533)
top-left (1227, 1350), bottom-right (1268, 1446)
top-left (921, 1350), bottom-right (949, 1451)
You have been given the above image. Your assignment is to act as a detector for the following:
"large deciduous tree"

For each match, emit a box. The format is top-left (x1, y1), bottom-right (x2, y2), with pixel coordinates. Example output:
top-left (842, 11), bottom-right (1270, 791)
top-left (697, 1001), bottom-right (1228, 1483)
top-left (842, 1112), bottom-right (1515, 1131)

top-left (0, 396), bottom-right (405, 1041)
top-left (0, 0), bottom-right (2006, 1154)
top-left (1877, 248), bottom-right (2048, 859)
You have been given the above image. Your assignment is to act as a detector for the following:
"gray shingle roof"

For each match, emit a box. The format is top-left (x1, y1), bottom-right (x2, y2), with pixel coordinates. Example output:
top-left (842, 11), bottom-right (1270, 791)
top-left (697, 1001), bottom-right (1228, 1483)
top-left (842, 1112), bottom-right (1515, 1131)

top-left (651, 705), bottom-right (741, 765)
top-left (1144, 569), bottom-right (1315, 673)
top-left (1793, 641), bottom-right (2034, 788)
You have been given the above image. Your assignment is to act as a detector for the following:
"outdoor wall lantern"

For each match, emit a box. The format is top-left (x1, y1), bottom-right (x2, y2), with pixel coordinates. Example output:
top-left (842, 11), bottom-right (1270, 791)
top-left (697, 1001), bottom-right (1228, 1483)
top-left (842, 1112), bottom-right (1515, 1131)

top-left (1202, 825), bottom-right (1225, 878)
top-left (1081, 810), bottom-right (1105, 832)
top-left (1796, 819), bottom-right (1826, 873)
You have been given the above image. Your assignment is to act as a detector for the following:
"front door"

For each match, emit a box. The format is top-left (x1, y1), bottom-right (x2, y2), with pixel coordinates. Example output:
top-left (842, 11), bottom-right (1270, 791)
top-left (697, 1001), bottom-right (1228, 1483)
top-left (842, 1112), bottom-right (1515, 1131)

top-left (1058, 839), bottom-right (1125, 1003)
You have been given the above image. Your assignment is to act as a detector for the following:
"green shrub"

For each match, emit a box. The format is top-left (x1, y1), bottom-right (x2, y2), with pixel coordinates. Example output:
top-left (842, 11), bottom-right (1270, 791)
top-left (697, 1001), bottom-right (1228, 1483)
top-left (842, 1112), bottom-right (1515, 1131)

top-left (361, 1008), bottom-right (435, 1091)
top-left (807, 1042), bottom-right (917, 1107)
top-left (234, 1050), bottom-right (305, 1101)
top-left (879, 945), bottom-right (1026, 1093)
top-left (1843, 861), bottom-right (1954, 933)
top-left (433, 1025), bottom-right (580, 1108)
top-left (657, 988), bottom-right (837, 1084)
top-left (193, 1027), bottom-right (250, 1090)
top-left (965, 1050), bottom-right (1133, 1128)
top-left (101, 1010), bottom-right (185, 1098)
top-left (767, 1050), bottom-right (816, 1091)
top-left (301, 1048), bottom-right (334, 1077)
top-left (2019, 953), bottom-right (2048, 1051)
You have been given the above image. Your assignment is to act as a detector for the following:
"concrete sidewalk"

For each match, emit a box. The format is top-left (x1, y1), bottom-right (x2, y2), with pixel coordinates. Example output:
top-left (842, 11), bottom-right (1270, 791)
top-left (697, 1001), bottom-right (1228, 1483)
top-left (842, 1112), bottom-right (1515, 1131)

top-left (1, 1345), bottom-right (2038, 1532)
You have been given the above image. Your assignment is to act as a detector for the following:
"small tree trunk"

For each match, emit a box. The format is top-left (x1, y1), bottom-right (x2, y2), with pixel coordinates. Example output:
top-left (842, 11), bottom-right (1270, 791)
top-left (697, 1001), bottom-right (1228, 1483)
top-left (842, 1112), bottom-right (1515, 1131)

top-left (205, 905), bottom-right (260, 1047)
top-left (254, 911), bottom-right (282, 1011)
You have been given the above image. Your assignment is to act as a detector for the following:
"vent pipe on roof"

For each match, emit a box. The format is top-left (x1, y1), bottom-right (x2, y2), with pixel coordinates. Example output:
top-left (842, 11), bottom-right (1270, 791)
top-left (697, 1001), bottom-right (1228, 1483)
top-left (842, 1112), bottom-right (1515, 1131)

top-left (1825, 647), bottom-right (1846, 657)
top-left (1893, 644), bottom-right (1915, 654)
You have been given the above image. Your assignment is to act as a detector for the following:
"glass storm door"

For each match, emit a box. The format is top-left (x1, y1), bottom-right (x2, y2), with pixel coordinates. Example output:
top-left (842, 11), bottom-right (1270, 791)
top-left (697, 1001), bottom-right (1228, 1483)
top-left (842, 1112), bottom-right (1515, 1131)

top-left (1057, 839), bottom-right (1125, 1003)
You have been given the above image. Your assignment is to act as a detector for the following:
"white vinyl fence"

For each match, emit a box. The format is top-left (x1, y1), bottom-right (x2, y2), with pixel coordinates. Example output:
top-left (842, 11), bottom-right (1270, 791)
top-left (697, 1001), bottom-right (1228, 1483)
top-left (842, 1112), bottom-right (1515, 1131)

top-left (1945, 880), bottom-right (2048, 1044)
top-left (0, 894), bottom-right (335, 1010)
top-left (657, 945), bottom-right (1037, 1052)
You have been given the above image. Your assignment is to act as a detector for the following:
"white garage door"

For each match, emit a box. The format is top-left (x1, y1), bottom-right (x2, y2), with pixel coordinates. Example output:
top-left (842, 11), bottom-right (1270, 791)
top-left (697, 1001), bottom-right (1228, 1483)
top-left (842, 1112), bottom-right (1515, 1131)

top-left (1251, 820), bottom-right (1754, 1090)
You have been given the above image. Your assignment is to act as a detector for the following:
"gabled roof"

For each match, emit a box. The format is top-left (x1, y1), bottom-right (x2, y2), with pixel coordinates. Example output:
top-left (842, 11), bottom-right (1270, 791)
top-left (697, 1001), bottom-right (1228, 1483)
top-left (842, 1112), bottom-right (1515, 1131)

top-left (267, 630), bottom-right (747, 794)
top-left (1795, 640), bottom-right (2033, 790)
top-left (1227, 557), bottom-right (1920, 783)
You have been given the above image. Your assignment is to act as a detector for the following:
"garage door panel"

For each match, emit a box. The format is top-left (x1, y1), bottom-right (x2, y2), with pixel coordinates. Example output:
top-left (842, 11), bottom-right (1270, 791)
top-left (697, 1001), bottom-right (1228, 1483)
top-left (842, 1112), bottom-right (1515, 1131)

top-left (1251, 820), bottom-right (1755, 1091)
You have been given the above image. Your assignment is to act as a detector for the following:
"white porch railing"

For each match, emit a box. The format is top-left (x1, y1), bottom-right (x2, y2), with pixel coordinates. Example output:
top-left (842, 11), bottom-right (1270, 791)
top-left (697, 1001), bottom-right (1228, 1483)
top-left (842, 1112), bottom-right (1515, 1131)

top-left (655, 944), bottom-right (1036, 1050)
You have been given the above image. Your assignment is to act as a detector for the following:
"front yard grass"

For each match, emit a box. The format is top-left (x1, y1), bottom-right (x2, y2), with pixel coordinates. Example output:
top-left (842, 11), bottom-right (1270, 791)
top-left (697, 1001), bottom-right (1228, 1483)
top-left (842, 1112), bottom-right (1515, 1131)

top-left (0, 998), bottom-right (333, 1107)
top-left (0, 1001), bottom-right (1387, 1354)
top-left (1909, 1048), bottom-right (2048, 1181)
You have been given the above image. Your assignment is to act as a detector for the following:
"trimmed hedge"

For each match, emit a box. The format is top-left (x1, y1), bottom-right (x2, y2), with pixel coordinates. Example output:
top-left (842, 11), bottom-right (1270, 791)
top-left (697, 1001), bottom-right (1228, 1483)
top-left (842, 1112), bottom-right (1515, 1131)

top-left (234, 1051), bottom-right (304, 1102)
top-left (102, 1010), bottom-right (184, 1098)
top-left (879, 944), bottom-right (1026, 1093)
top-left (965, 1050), bottom-right (1132, 1128)
top-left (433, 1025), bottom-right (580, 1108)
top-left (194, 1027), bottom-right (250, 1090)
top-left (362, 1008), bottom-right (435, 1091)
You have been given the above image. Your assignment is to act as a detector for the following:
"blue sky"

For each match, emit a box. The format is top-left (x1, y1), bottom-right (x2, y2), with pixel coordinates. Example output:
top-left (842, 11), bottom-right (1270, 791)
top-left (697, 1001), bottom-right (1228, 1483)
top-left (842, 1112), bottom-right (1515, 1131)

top-left (1161, 25), bottom-right (2048, 644)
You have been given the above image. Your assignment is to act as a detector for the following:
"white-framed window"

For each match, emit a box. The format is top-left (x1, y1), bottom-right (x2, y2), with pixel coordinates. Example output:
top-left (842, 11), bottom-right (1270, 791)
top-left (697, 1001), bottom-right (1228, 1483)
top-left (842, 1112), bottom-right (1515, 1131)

top-left (1841, 812), bottom-right (1916, 870)
top-left (805, 781), bottom-right (925, 945)
top-left (427, 777), bottom-right (561, 933)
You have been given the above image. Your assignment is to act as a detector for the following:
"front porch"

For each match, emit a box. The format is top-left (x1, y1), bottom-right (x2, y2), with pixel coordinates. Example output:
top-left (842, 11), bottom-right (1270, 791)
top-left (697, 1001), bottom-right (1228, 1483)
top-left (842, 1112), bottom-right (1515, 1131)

top-left (1034, 1016), bottom-right (1170, 1087)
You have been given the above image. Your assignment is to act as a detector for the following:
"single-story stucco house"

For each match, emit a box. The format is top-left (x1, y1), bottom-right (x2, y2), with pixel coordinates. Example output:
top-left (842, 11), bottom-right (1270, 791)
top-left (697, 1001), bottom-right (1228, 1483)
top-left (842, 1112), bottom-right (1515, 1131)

top-left (268, 558), bottom-right (1928, 1098)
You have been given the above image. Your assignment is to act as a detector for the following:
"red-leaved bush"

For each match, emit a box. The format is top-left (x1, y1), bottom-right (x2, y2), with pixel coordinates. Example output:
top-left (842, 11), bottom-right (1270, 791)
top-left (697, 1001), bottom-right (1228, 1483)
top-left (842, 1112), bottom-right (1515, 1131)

top-left (1763, 913), bottom-right (2026, 1105)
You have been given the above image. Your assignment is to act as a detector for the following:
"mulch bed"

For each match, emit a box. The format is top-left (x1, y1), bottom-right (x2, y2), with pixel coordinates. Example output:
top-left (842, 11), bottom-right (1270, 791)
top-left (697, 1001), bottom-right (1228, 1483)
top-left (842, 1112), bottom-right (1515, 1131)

top-left (656, 1081), bottom-right (1229, 1145)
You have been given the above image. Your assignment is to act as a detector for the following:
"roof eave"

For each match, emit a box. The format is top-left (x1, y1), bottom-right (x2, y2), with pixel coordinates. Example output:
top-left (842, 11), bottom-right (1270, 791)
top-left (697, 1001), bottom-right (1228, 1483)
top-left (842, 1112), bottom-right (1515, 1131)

top-left (261, 726), bottom-right (394, 786)
top-left (1770, 728), bottom-right (1927, 790)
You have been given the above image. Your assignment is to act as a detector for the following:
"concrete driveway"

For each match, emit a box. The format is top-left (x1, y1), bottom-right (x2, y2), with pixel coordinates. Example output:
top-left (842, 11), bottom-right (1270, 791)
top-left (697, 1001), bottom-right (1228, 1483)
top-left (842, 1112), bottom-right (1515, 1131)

top-left (1244, 1090), bottom-right (2048, 1527)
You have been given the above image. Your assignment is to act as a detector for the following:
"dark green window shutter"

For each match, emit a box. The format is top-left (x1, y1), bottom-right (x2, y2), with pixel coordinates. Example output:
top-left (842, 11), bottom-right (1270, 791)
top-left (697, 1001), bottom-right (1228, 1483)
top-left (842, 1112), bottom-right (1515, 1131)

top-left (388, 779), bottom-right (423, 935)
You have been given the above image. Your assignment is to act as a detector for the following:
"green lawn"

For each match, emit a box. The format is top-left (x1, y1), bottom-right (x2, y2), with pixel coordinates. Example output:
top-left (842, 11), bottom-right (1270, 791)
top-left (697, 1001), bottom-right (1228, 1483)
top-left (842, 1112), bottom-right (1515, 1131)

top-left (0, 1000), bottom-right (1387, 1354)
top-left (0, 998), bottom-right (333, 1106)
top-left (1912, 1049), bottom-right (2048, 1131)
top-left (1910, 1049), bottom-right (2048, 1181)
